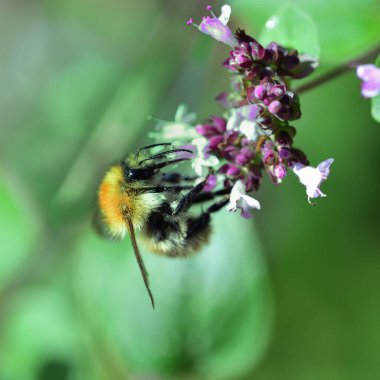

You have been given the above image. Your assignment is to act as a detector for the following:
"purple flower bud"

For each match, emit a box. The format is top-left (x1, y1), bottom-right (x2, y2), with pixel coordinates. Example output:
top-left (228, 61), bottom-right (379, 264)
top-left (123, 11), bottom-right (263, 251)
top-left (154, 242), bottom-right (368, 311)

top-left (209, 135), bottom-right (224, 150)
top-left (254, 85), bottom-right (266, 100)
top-left (275, 131), bottom-right (293, 146)
top-left (215, 92), bottom-right (231, 108)
top-left (245, 66), bottom-right (260, 79)
top-left (195, 124), bottom-right (217, 137)
top-left (204, 174), bottom-right (217, 192)
top-left (227, 164), bottom-right (241, 177)
top-left (269, 84), bottom-right (285, 99)
top-left (283, 54), bottom-right (299, 70)
top-left (357, 64), bottom-right (380, 98)
top-left (263, 151), bottom-right (276, 165)
top-left (268, 100), bottom-right (282, 114)
top-left (259, 67), bottom-right (275, 79)
top-left (222, 145), bottom-right (239, 160)
top-left (233, 52), bottom-right (252, 68)
top-left (240, 147), bottom-right (254, 159)
top-left (278, 147), bottom-right (291, 160)
top-left (274, 163), bottom-right (287, 179)
top-left (236, 154), bottom-right (249, 166)
top-left (250, 41), bottom-right (265, 60)
top-left (290, 148), bottom-right (309, 166)
top-left (211, 116), bottom-right (227, 133)
top-left (246, 87), bottom-right (255, 102)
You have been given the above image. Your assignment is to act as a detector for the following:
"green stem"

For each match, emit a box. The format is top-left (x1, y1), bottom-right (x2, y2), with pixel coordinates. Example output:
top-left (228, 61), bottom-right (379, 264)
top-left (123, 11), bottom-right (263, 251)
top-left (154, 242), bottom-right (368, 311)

top-left (295, 43), bottom-right (380, 94)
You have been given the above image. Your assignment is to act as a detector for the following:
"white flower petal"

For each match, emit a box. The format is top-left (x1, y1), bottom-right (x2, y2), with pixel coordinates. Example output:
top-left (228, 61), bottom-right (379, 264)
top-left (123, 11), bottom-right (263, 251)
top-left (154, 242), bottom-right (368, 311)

top-left (317, 158), bottom-right (334, 178)
top-left (226, 180), bottom-right (260, 218)
top-left (239, 120), bottom-right (258, 141)
top-left (218, 4), bottom-right (231, 25)
top-left (293, 158), bottom-right (333, 202)
top-left (241, 194), bottom-right (261, 210)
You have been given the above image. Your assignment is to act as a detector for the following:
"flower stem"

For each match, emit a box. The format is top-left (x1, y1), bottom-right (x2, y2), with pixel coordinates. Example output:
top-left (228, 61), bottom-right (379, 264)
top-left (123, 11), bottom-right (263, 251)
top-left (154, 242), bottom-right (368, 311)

top-left (295, 43), bottom-right (380, 94)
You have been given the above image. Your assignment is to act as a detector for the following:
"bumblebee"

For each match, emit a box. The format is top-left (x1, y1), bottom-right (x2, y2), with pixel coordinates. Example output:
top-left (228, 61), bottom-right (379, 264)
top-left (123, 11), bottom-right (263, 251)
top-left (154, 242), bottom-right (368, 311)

top-left (97, 143), bottom-right (229, 307)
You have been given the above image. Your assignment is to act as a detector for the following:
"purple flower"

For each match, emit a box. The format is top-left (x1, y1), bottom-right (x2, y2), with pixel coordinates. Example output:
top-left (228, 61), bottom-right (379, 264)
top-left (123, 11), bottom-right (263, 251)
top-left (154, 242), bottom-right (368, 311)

top-left (202, 174), bottom-right (217, 192)
top-left (274, 163), bottom-right (287, 180)
top-left (292, 158), bottom-right (334, 204)
top-left (356, 64), bottom-right (380, 98)
top-left (226, 180), bottom-right (261, 218)
top-left (188, 5), bottom-right (237, 48)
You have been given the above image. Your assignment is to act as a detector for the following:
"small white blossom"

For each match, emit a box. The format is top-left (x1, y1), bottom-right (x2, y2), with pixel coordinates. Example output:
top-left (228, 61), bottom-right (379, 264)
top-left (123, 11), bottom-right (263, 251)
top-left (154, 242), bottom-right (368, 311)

top-left (292, 158), bottom-right (334, 204)
top-left (226, 180), bottom-right (261, 218)
top-left (191, 137), bottom-right (219, 177)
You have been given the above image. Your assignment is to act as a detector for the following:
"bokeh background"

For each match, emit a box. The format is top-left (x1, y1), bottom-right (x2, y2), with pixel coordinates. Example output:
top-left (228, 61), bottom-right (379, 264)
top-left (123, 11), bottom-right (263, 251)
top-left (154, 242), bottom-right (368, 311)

top-left (1, 0), bottom-right (380, 379)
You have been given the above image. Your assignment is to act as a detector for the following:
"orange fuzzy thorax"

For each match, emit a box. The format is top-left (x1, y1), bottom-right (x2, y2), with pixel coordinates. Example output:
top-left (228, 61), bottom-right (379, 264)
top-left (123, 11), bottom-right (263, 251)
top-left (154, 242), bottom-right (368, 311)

top-left (98, 165), bottom-right (163, 238)
top-left (98, 166), bottom-right (130, 238)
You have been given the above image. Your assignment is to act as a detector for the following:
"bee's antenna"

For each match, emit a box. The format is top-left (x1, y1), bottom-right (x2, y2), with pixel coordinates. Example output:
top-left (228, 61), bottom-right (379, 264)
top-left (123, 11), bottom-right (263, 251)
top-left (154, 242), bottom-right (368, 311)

top-left (139, 149), bottom-right (194, 164)
top-left (125, 217), bottom-right (155, 309)
top-left (138, 143), bottom-right (172, 152)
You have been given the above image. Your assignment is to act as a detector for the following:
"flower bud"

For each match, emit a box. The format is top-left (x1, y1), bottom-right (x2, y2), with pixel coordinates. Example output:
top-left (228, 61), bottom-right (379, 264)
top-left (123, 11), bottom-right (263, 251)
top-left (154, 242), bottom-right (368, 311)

top-left (268, 100), bottom-right (282, 114)
top-left (274, 163), bottom-right (287, 179)
top-left (254, 85), bottom-right (266, 100)
top-left (227, 164), bottom-right (241, 177)
top-left (278, 147), bottom-right (291, 159)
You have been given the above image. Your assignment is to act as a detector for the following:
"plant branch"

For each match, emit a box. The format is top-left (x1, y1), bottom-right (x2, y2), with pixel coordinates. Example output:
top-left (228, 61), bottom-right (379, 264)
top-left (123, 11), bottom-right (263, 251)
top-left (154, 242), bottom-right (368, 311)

top-left (295, 43), bottom-right (380, 94)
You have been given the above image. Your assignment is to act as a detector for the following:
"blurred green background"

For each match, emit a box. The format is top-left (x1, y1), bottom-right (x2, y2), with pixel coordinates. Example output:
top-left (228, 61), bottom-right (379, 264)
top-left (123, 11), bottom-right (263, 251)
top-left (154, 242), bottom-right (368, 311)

top-left (0, 0), bottom-right (379, 379)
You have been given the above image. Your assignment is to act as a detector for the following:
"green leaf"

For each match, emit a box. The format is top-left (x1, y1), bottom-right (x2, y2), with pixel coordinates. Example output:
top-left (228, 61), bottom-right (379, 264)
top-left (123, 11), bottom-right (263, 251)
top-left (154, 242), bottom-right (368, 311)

top-left (0, 178), bottom-right (37, 285)
top-left (0, 288), bottom-right (88, 380)
top-left (235, 0), bottom-right (380, 64)
top-left (370, 55), bottom-right (380, 123)
top-left (259, 3), bottom-right (320, 59)
top-left (73, 215), bottom-right (273, 379)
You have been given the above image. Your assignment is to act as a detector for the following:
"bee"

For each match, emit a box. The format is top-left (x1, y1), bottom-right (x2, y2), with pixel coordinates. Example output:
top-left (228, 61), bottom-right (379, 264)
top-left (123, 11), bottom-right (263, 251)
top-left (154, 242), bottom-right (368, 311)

top-left (96, 143), bottom-right (229, 308)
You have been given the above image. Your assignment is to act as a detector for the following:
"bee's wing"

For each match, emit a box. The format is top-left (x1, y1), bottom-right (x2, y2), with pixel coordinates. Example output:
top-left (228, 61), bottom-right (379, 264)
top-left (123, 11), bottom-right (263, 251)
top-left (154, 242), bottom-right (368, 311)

top-left (125, 217), bottom-right (155, 309)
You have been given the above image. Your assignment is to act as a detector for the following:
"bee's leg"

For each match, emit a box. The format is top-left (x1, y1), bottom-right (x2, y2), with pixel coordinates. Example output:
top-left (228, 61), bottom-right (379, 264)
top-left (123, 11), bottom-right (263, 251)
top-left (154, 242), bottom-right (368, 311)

top-left (186, 197), bottom-right (229, 238)
top-left (205, 197), bottom-right (230, 214)
top-left (172, 180), bottom-right (208, 215)
top-left (140, 185), bottom-right (194, 194)
top-left (160, 172), bottom-right (198, 184)
top-left (173, 185), bottom-right (231, 215)
top-left (190, 188), bottom-right (231, 204)
top-left (187, 198), bottom-right (229, 239)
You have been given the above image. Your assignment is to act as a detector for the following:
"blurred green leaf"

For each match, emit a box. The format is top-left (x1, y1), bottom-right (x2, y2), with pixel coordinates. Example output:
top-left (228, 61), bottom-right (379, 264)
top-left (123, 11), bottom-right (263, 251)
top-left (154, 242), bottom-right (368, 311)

top-left (0, 178), bottom-right (36, 285)
top-left (235, 0), bottom-right (380, 63)
top-left (259, 4), bottom-right (320, 59)
top-left (0, 287), bottom-right (86, 380)
top-left (370, 55), bottom-right (380, 123)
top-left (73, 215), bottom-right (273, 379)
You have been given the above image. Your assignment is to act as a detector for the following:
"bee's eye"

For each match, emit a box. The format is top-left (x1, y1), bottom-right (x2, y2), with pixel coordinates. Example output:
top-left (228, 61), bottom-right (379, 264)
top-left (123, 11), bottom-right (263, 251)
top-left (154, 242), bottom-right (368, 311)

top-left (125, 168), bottom-right (155, 181)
